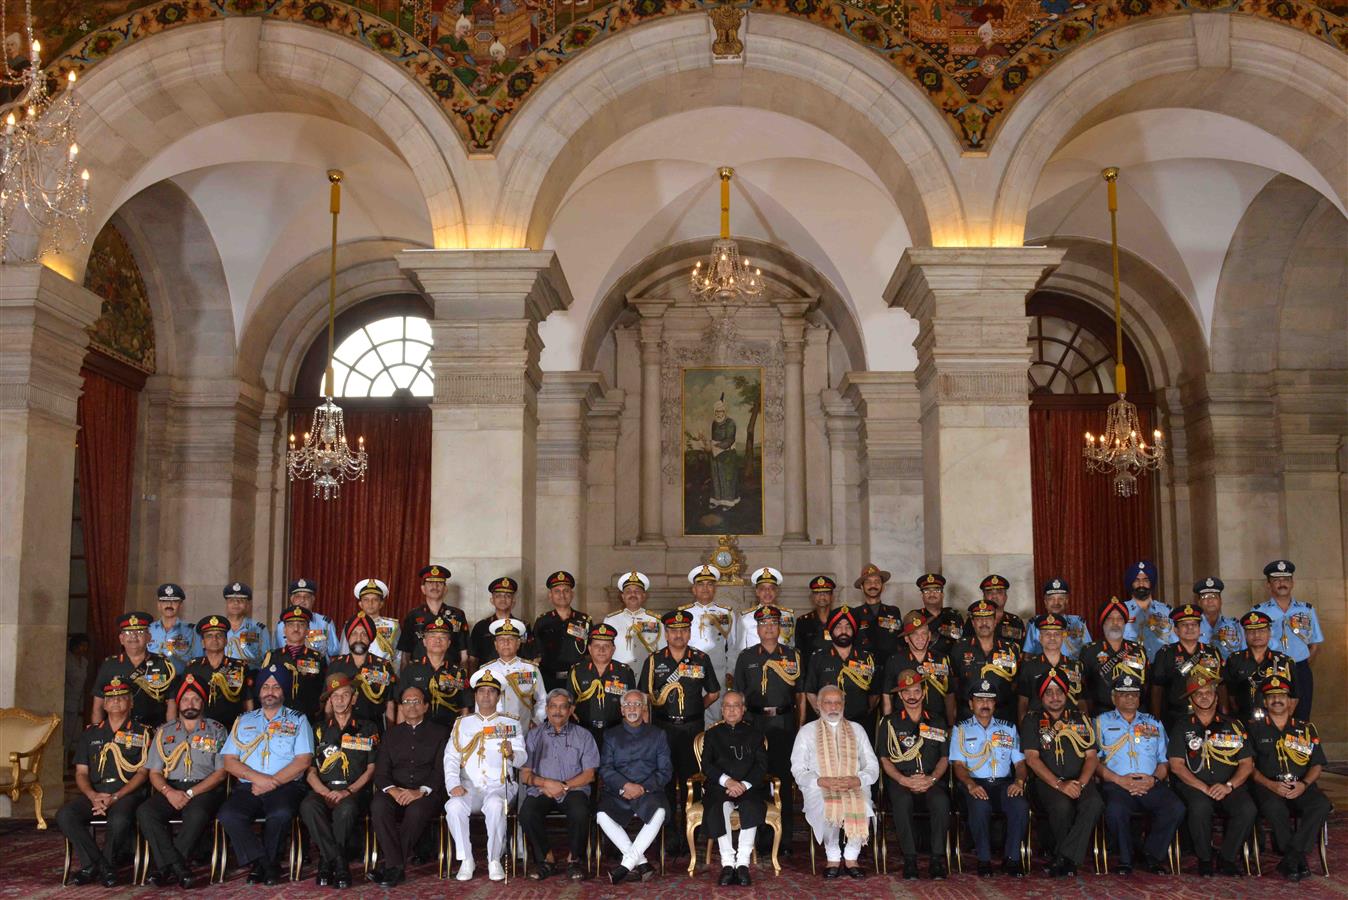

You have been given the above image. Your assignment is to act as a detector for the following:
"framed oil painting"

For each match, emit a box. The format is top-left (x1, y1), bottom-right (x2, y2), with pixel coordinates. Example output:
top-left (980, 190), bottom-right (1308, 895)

top-left (682, 366), bottom-right (764, 535)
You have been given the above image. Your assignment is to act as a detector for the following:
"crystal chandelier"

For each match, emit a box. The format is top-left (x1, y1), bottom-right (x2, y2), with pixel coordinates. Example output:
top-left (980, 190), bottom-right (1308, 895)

top-left (1083, 167), bottom-right (1164, 497)
top-left (0, 0), bottom-right (91, 262)
top-left (690, 167), bottom-right (764, 304)
top-left (287, 170), bottom-right (368, 500)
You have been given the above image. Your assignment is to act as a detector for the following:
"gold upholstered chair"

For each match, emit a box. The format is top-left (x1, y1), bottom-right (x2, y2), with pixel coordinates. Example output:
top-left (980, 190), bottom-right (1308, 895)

top-left (684, 730), bottom-right (783, 877)
top-left (0, 706), bottom-right (61, 829)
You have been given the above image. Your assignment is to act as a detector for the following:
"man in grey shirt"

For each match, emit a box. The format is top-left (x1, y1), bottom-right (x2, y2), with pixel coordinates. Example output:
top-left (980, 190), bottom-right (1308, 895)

top-left (518, 688), bottom-right (600, 880)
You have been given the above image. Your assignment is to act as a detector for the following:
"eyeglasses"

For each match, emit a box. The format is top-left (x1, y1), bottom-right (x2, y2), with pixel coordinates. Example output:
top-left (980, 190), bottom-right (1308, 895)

top-left (620, 701), bottom-right (647, 709)
top-left (400, 697), bottom-right (427, 705)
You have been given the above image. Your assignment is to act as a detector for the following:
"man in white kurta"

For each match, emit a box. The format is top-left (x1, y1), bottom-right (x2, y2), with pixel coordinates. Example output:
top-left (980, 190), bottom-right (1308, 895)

top-left (475, 618), bottom-right (547, 729)
top-left (444, 669), bottom-right (528, 881)
top-left (682, 565), bottom-right (735, 726)
top-left (604, 571), bottom-right (664, 674)
top-left (791, 685), bottom-right (879, 877)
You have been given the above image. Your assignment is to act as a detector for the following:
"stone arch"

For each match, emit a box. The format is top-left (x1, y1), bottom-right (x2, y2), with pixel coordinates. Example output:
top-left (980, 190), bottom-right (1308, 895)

top-left (241, 239), bottom-right (430, 395)
top-left (46, 18), bottom-right (469, 277)
top-left (579, 237), bottom-right (868, 375)
top-left (111, 180), bottom-right (234, 380)
top-left (1211, 176), bottom-right (1348, 374)
top-left (990, 15), bottom-right (1348, 245)
top-left (491, 14), bottom-right (965, 250)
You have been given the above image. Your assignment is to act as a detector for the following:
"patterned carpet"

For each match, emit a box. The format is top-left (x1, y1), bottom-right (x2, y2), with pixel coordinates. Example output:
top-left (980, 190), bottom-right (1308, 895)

top-left (3, 812), bottom-right (1346, 898)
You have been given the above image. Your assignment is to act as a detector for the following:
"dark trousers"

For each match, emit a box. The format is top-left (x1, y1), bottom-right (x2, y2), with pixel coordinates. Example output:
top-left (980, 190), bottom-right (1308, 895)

top-left (1100, 781), bottom-right (1185, 866)
top-left (519, 791), bottom-right (590, 863)
top-left (218, 780), bottom-right (306, 868)
top-left (885, 780), bottom-right (950, 859)
top-left (1029, 779), bottom-right (1103, 865)
top-left (1253, 783), bottom-right (1332, 857)
top-left (370, 789), bottom-right (444, 869)
top-left (298, 790), bottom-right (368, 869)
top-left (1294, 660), bottom-right (1313, 720)
top-left (959, 777), bottom-right (1028, 863)
top-left (56, 791), bottom-right (146, 870)
top-left (753, 713), bottom-right (797, 850)
top-left (136, 786), bottom-right (225, 871)
top-left (1174, 781), bottom-right (1256, 863)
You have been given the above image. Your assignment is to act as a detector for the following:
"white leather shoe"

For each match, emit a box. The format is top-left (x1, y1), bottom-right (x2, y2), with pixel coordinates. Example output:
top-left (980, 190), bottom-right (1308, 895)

top-left (488, 860), bottom-right (506, 882)
top-left (456, 861), bottom-right (475, 881)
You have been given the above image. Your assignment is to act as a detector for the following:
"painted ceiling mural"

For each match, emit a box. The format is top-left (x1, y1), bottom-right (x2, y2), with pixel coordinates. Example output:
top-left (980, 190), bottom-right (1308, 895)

top-left (21, 0), bottom-right (1348, 153)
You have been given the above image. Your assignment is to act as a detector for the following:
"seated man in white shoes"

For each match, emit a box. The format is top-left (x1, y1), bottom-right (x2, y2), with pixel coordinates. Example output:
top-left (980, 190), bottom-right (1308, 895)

top-left (444, 669), bottom-right (527, 881)
top-left (596, 689), bottom-right (673, 884)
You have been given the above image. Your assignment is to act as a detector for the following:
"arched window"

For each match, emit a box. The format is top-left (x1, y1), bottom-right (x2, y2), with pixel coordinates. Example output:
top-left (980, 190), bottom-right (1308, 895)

top-left (1028, 315), bottom-right (1117, 395)
top-left (327, 315), bottom-right (434, 398)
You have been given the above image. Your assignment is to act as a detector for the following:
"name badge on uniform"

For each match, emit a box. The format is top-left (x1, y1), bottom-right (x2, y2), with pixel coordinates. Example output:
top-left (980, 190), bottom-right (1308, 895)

top-left (115, 730), bottom-right (147, 749)
top-left (918, 724), bottom-right (946, 742)
top-left (298, 659), bottom-right (321, 675)
top-left (341, 734), bottom-right (374, 752)
top-left (190, 734), bottom-right (219, 752)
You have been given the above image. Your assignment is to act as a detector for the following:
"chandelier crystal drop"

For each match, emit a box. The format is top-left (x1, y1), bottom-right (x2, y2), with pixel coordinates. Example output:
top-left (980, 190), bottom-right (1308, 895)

top-left (690, 167), bottom-right (764, 304)
top-left (0, 0), bottom-right (91, 262)
top-left (1082, 167), bottom-right (1164, 498)
top-left (286, 170), bottom-right (369, 500)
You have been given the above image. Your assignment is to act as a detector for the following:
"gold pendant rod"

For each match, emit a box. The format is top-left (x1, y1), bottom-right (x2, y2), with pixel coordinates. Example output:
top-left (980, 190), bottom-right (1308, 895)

top-left (324, 169), bottom-right (343, 398)
top-left (718, 166), bottom-right (733, 240)
top-left (1102, 166), bottom-right (1126, 395)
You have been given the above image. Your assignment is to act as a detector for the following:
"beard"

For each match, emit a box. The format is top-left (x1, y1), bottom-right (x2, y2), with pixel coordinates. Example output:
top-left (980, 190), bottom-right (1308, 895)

top-left (831, 633), bottom-right (853, 648)
top-left (822, 710), bottom-right (844, 725)
top-left (350, 641), bottom-right (370, 655)
top-left (1104, 625), bottom-right (1124, 641)
top-left (1131, 585), bottom-right (1152, 600)
top-left (180, 708), bottom-right (201, 720)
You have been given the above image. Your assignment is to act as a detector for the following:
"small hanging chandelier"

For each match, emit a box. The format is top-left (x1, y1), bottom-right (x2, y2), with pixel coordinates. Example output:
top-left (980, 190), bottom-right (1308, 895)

top-left (0, 0), bottom-right (91, 263)
top-left (1083, 166), bottom-right (1164, 498)
top-left (690, 167), bottom-right (764, 304)
top-left (287, 170), bottom-right (368, 500)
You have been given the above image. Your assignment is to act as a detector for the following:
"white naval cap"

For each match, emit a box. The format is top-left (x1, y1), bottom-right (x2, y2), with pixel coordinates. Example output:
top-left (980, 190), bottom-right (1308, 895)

top-left (750, 566), bottom-right (783, 587)
top-left (688, 564), bottom-right (722, 585)
top-left (488, 617), bottom-right (527, 638)
top-left (616, 571), bottom-right (651, 591)
top-left (352, 578), bottom-right (389, 600)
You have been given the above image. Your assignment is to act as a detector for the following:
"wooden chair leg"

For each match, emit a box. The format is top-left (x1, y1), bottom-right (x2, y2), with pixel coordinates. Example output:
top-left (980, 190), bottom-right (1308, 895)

top-left (31, 784), bottom-right (47, 830)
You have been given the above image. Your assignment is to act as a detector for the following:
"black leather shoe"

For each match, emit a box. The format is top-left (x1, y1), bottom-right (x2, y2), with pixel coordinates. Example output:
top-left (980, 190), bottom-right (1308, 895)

top-left (608, 865), bottom-right (628, 885)
top-left (1058, 859), bottom-right (1077, 878)
top-left (1116, 862), bottom-right (1134, 876)
top-left (822, 865), bottom-right (841, 879)
top-left (844, 863), bottom-right (865, 879)
top-left (171, 863), bottom-right (195, 889)
top-left (903, 856), bottom-right (919, 879)
top-left (530, 861), bottom-right (554, 881)
top-left (71, 865), bottom-right (100, 886)
top-left (1003, 858), bottom-right (1024, 878)
top-left (316, 865), bottom-right (331, 887)
top-left (718, 865), bottom-right (736, 885)
top-left (376, 866), bottom-right (405, 888)
top-left (635, 862), bottom-right (656, 882)
top-left (1197, 858), bottom-right (1214, 877)
top-left (1143, 855), bottom-right (1169, 875)
top-left (1296, 858), bottom-right (1312, 880)
top-left (262, 864), bottom-right (283, 886)
top-left (365, 866), bottom-right (384, 884)
top-left (334, 866), bottom-right (352, 889)
top-left (567, 861), bottom-right (585, 880)
top-left (736, 865), bottom-right (752, 886)
top-left (99, 866), bottom-right (119, 888)
top-left (246, 862), bottom-right (268, 884)
top-left (977, 861), bottom-right (994, 877)
top-left (147, 869), bottom-right (170, 887)
top-left (1218, 859), bottom-right (1242, 877)
top-left (929, 857), bottom-right (947, 880)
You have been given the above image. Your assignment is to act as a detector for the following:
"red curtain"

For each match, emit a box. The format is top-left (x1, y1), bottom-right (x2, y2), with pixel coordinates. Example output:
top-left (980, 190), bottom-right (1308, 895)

top-left (288, 407), bottom-right (432, 625)
top-left (1029, 403), bottom-right (1155, 621)
top-left (77, 365), bottom-right (141, 662)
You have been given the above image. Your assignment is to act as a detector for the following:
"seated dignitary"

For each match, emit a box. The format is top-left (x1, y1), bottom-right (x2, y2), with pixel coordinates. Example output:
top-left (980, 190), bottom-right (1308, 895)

top-left (1018, 669), bottom-right (1102, 878)
top-left (180, 614), bottom-right (252, 729)
top-left (1094, 672), bottom-right (1184, 875)
top-left (519, 688), bottom-right (601, 881)
top-left (299, 674), bottom-right (379, 888)
top-left (604, 570), bottom-right (664, 674)
top-left (876, 669), bottom-right (950, 880)
top-left (398, 615), bottom-right (469, 727)
top-left (701, 691), bottom-right (769, 886)
top-left (1166, 671), bottom-right (1256, 876)
top-left (58, 676), bottom-right (153, 886)
top-left (92, 611), bottom-right (176, 729)
top-left (732, 604), bottom-right (801, 855)
top-left (596, 689), bottom-right (673, 884)
top-left (328, 611), bottom-right (397, 730)
top-left (1247, 675), bottom-right (1333, 881)
top-left (569, 622), bottom-right (637, 749)
top-left (444, 669), bottom-right (527, 882)
top-left (1081, 598), bottom-right (1148, 716)
top-left (260, 605), bottom-right (327, 722)
top-left (950, 678), bottom-right (1029, 877)
top-left (138, 675), bottom-right (229, 888)
top-left (791, 683), bottom-right (879, 879)
top-left (476, 617), bottom-right (547, 729)
top-left (368, 684), bottom-right (449, 887)
top-left (218, 663), bottom-right (315, 885)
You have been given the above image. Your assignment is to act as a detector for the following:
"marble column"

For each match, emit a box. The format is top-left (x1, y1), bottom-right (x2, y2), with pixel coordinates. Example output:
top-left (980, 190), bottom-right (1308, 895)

top-left (777, 300), bottom-right (811, 542)
top-left (886, 247), bottom-right (1065, 614)
top-left (0, 265), bottom-right (101, 818)
top-left (631, 299), bottom-right (669, 544)
top-left (536, 372), bottom-right (605, 615)
top-left (399, 249), bottom-right (571, 619)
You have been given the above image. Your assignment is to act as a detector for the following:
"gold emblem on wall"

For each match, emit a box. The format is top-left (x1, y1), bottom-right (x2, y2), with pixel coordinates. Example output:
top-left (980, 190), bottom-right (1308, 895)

top-left (709, 6), bottom-right (744, 59)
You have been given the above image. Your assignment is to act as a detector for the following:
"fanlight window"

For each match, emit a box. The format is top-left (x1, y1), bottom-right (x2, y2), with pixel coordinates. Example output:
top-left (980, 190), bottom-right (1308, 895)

top-left (1028, 315), bottom-right (1117, 395)
top-left (328, 316), bottom-right (433, 398)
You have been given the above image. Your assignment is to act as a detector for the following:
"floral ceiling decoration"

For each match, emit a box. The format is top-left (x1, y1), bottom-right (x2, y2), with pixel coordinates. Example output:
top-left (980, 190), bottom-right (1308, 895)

top-left (29, 0), bottom-right (1347, 153)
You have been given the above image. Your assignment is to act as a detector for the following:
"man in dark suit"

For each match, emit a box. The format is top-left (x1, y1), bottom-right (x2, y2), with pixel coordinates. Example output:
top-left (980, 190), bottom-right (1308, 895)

top-left (367, 685), bottom-right (449, 887)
